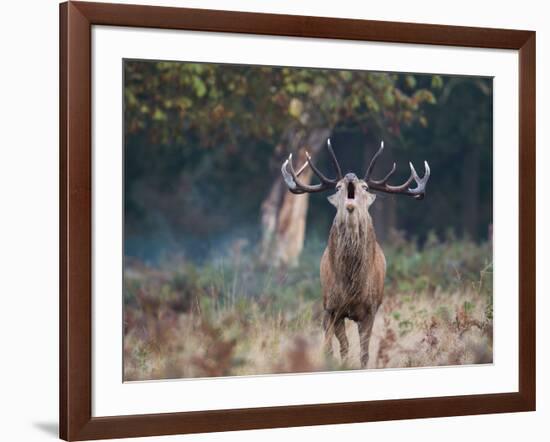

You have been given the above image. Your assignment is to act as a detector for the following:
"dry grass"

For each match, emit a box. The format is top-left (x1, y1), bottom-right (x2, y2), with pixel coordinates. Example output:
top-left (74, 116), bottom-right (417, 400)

top-left (124, 237), bottom-right (492, 380)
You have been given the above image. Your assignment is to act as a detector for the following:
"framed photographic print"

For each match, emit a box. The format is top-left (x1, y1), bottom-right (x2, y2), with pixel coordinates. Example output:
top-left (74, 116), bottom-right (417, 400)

top-left (60, 1), bottom-right (536, 440)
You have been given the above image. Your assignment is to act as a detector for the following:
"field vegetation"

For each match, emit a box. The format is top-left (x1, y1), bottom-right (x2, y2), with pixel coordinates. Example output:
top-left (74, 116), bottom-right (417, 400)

top-left (124, 232), bottom-right (492, 381)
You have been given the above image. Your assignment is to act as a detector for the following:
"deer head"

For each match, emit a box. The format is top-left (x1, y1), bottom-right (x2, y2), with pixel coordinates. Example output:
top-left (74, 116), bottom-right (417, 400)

top-left (281, 138), bottom-right (430, 223)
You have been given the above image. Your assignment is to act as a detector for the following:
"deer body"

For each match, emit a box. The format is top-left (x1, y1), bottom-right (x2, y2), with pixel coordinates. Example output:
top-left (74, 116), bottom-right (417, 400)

top-left (281, 140), bottom-right (429, 368)
top-left (320, 180), bottom-right (386, 367)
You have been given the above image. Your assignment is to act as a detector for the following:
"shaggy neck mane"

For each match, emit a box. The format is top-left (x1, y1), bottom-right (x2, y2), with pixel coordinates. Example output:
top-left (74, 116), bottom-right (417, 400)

top-left (328, 213), bottom-right (377, 298)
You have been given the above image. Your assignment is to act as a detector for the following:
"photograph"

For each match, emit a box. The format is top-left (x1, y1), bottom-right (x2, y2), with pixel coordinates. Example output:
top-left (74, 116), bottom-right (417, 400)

top-left (123, 60), bottom-right (494, 381)
top-left (1, 0), bottom-right (542, 440)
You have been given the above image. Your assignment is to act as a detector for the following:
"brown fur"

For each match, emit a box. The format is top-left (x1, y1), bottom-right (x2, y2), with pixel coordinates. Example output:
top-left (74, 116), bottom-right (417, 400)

top-left (320, 174), bottom-right (386, 368)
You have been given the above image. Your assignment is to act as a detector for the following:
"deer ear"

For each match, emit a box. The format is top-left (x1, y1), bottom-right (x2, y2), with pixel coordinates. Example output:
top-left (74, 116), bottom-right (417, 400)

top-left (327, 193), bottom-right (338, 207)
top-left (366, 192), bottom-right (377, 207)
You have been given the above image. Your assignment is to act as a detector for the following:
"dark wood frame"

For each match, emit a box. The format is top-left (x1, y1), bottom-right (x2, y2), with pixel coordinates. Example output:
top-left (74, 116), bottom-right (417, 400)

top-left (60, 1), bottom-right (536, 440)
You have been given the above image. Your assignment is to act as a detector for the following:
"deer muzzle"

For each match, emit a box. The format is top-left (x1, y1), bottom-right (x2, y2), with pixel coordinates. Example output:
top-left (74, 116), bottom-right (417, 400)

top-left (345, 180), bottom-right (357, 212)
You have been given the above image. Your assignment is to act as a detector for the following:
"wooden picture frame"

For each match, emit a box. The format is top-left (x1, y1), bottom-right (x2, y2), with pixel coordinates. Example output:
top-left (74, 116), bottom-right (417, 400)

top-left (59, 1), bottom-right (536, 440)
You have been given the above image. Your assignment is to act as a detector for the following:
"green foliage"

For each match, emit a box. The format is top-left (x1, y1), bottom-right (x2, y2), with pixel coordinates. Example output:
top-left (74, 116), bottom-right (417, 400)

top-left (124, 61), bottom-right (436, 150)
top-left (431, 75), bottom-right (444, 89)
top-left (384, 230), bottom-right (492, 296)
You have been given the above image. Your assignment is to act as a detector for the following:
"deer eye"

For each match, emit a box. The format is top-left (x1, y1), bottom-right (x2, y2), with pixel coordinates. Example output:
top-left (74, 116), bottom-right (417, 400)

top-left (361, 184), bottom-right (368, 190)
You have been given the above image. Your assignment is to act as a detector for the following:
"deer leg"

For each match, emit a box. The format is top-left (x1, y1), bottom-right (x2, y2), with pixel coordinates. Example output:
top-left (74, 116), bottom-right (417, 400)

top-left (358, 312), bottom-right (376, 368)
top-left (323, 311), bottom-right (336, 356)
top-left (334, 318), bottom-right (349, 361)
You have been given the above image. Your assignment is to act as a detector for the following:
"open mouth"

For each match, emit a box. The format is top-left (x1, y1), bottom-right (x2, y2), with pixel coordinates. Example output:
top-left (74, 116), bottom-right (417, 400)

top-left (347, 182), bottom-right (355, 200)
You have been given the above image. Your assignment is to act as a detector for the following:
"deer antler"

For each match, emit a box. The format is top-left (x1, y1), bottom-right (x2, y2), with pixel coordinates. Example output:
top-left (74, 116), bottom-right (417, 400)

top-left (281, 138), bottom-right (343, 194)
top-left (364, 141), bottom-right (430, 200)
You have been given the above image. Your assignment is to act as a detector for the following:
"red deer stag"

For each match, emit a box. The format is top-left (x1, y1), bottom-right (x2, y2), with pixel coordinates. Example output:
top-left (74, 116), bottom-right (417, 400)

top-left (281, 139), bottom-right (430, 368)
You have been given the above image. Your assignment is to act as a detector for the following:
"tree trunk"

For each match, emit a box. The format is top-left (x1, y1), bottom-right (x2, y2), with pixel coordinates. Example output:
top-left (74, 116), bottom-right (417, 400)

top-left (365, 141), bottom-right (397, 244)
top-left (260, 126), bottom-right (331, 267)
top-left (372, 195), bottom-right (397, 244)
top-left (461, 146), bottom-right (480, 239)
